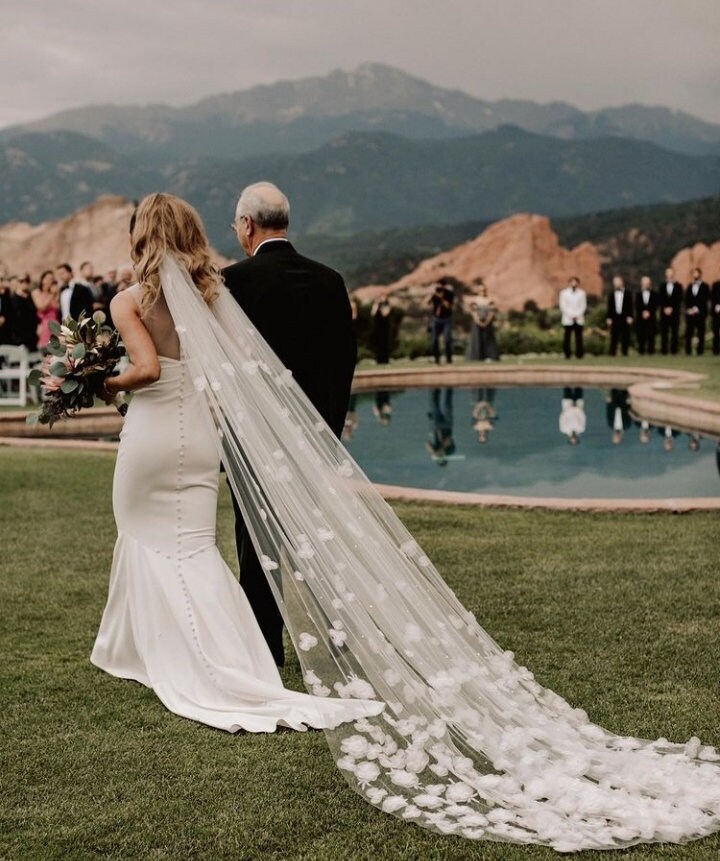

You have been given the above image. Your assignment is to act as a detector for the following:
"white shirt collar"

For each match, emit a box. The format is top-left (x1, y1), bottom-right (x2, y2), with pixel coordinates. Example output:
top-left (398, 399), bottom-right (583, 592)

top-left (253, 237), bottom-right (290, 256)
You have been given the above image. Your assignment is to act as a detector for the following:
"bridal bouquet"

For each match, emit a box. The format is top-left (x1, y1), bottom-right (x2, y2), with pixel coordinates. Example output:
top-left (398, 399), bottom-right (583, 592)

top-left (27, 312), bottom-right (127, 428)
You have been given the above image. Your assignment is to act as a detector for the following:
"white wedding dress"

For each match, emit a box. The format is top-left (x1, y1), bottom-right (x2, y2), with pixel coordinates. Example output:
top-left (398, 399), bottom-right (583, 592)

top-left (91, 294), bottom-right (382, 733)
top-left (91, 259), bottom-right (720, 853)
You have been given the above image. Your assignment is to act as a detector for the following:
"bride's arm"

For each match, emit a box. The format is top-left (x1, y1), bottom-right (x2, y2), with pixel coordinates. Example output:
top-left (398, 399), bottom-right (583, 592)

top-left (103, 292), bottom-right (161, 395)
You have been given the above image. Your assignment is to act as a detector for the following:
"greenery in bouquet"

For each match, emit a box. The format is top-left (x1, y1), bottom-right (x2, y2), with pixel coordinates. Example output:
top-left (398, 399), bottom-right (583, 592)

top-left (27, 312), bottom-right (127, 428)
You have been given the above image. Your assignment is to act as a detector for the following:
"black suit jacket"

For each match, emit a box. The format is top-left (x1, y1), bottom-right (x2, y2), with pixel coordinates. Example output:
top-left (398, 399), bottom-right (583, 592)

top-left (67, 282), bottom-right (94, 321)
top-left (684, 281), bottom-right (709, 319)
top-left (657, 280), bottom-right (683, 315)
top-left (222, 240), bottom-right (356, 437)
top-left (606, 289), bottom-right (633, 322)
top-left (635, 289), bottom-right (658, 323)
top-left (711, 281), bottom-right (720, 316)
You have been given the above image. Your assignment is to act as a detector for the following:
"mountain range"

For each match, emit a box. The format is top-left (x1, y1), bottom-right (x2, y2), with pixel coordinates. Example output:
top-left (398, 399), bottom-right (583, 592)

top-left (3, 64), bottom-right (720, 158)
top-left (2, 125), bottom-right (719, 250)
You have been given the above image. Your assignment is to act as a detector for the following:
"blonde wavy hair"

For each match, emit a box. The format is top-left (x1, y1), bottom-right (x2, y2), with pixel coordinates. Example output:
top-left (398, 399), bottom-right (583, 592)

top-left (130, 193), bottom-right (221, 314)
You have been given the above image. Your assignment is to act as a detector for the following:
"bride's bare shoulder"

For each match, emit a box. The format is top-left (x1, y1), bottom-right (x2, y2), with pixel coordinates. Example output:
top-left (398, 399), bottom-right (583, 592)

top-left (111, 286), bottom-right (142, 316)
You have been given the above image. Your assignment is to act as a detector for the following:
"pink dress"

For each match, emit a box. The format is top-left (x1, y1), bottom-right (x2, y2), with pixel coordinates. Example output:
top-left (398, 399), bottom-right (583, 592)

top-left (36, 300), bottom-right (60, 349)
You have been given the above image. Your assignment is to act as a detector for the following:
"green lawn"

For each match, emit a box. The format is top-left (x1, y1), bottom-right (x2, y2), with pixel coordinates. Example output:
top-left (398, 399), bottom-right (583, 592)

top-left (1, 448), bottom-right (720, 861)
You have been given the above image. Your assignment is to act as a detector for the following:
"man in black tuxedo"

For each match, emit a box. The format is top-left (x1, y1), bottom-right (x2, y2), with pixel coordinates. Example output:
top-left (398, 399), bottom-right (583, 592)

top-left (711, 279), bottom-right (720, 356)
top-left (56, 263), bottom-right (94, 321)
top-left (222, 182), bottom-right (356, 666)
top-left (658, 266), bottom-right (683, 355)
top-left (605, 275), bottom-right (633, 356)
top-left (634, 275), bottom-right (657, 355)
top-left (684, 267), bottom-right (709, 355)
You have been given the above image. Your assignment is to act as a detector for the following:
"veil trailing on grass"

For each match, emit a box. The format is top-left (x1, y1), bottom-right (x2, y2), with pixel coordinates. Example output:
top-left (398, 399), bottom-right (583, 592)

top-left (160, 256), bottom-right (720, 853)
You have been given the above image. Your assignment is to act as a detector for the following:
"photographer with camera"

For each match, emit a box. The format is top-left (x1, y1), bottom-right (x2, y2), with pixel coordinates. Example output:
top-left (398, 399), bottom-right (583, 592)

top-left (428, 277), bottom-right (455, 364)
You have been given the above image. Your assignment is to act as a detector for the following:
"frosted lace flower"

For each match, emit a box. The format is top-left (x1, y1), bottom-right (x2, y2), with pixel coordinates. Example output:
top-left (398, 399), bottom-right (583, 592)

top-left (175, 325), bottom-right (187, 335)
top-left (329, 627), bottom-right (347, 648)
top-left (390, 769), bottom-right (419, 789)
top-left (366, 787), bottom-right (387, 805)
top-left (445, 782), bottom-right (475, 804)
top-left (347, 676), bottom-right (375, 699)
top-left (297, 542), bottom-right (315, 559)
top-left (193, 377), bottom-right (206, 392)
top-left (312, 684), bottom-right (330, 697)
top-left (276, 466), bottom-right (293, 483)
top-left (413, 793), bottom-right (444, 810)
top-left (210, 380), bottom-right (221, 391)
top-left (355, 761), bottom-right (380, 786)
top-left (292, 570), bottom-right (304, 581)
top-left (401, 805), bottom-right (422, 820)
top-left (383, 669), bottom-right (401, 687)
top-left (298, 633), bottom-right (318, 651)
top-left (260, 555), bottom-right (278, 571)
top-left (337, 460), bottom-right (353, 477)
top-left (242, 361), bottom-right (259, 375)
top-left (381, 796), bottom-right (407, 813)
top-left (403, 623), bottom-right (423, 644)
top-left (303, 670), bottom-right (322, 686)
top-left (220, 362), bottom-right (235, 376)
top-left (405, 749), bottom-right (429, 774)
top-left (336, 756), bottom-right (356, 771)
top-left (341, 735), bottom-right (370, 758)
top-left (429, 763), bottom-right (449, 777)
top-left (317, 528), bottom-right (335, 542)
top-left (460, 812), bottom-right (489, 828)
top-left (417, 556), bottom-right (431, 568)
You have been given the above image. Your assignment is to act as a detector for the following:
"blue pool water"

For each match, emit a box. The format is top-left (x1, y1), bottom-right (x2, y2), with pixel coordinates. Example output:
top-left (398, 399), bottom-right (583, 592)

top-left (342, 387), bottom-right (720, 499)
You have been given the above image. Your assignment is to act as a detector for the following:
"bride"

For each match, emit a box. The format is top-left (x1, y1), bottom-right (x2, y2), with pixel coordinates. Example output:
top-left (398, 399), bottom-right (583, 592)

top-left (92, 193), bottom-right (720, 853)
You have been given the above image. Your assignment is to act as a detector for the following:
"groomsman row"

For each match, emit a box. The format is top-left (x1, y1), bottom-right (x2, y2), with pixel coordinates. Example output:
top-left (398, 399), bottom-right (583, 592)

top-left (560, 267), bottom-right (720, 358)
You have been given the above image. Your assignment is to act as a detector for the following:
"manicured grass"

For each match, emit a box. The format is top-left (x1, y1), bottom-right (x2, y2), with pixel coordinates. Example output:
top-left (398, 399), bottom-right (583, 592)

top-left (1, 448), bottom-right (719, 860)
top-left (359, 351), bottom-right (720, 402)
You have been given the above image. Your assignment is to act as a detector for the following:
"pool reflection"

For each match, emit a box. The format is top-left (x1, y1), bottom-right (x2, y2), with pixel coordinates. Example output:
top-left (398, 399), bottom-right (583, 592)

top-left (344, 386), bottom-right (719, 498)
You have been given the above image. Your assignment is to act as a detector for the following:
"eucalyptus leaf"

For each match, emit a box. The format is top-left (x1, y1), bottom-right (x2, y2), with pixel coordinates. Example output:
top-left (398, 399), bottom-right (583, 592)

top-left (48, 320), bottom-right (62, 336)
top-left (28, 369), bottom-right (43, 385)
top-left (60, 378), bottom-right (79, 394)
top-left (72, 343), bottom-right (86, 360)
top-left (49, 361), bottom-right (68, 378)
top-left (25, 412), bottom-right (40, 426)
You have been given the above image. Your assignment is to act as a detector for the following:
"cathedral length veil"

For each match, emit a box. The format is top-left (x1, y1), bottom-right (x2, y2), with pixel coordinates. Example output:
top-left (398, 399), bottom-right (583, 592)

top-left (160, 256), bottom-right (720, 853)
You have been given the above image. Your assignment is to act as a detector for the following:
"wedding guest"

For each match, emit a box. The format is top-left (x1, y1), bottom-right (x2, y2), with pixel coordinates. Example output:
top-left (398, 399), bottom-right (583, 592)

top-left (371, 292), bottom-right (392, 364)
top-left (606, 276), bottom-right (633, 356)
top-left (57, 262), bottom-right (94, 321)
top-left (605, 388), bottom-right (631, 444)
top-left (558, 276), bottom-right (586, 359)
top-left (11, 273), bottom-right (38, 351)
top-left (342, 394), bottom-right (359, 442)
top-left (688, 433), bottom-right (700, 452)
top-left (658, 266), bottom-right (683, 355)
top-left (637, 420), bottom-right (650, 444)
top-left (711, 279), bottom-right (720, 356)
top-left (372, 391), bottom-right (392, 425)
top-left (468, 280), bottom-right (499, 361)
top-left (428, 278), bottom-right (454, 364)
top-left (0, 277), bottom-right (15, 345)
top-left (635, 275), bottom-right (657, 355)
top-left (33, 270), bottom-right (61, 349)
top-left (660, 425), bottom-right (680, 452)
top-left (472, 387), bottom-right (496, 444)
top-left (427, 388), bottom-right (455, 464)
top-left (559, 387), bottom-right (585, 445)
top-left (684, 267), bottom-right (709, 355)
top-left (115, 266), bottom-right (134, 293)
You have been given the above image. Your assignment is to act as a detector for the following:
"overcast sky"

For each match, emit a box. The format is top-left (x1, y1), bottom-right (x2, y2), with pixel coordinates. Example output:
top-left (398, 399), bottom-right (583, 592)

top-left (3, 0), bottom-right (719, 128)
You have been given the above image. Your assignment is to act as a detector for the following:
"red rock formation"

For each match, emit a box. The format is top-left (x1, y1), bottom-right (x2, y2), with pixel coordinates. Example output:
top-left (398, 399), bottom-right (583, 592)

top-left (354, 213), bottom-right (602, 310)
top-left (670, 241), bottom-right (720, 284)
top-left (0, 195), bottom-right (232, 279)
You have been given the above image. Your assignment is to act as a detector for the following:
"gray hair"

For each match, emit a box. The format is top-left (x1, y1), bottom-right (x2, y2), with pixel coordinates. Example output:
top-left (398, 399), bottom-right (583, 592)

top-left (235, 181), bottom-right (290, 230)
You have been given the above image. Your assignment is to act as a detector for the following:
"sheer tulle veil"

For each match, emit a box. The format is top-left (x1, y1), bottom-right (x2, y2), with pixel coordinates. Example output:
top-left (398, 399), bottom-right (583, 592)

top-left (159, 255), bottom-right (720, 853)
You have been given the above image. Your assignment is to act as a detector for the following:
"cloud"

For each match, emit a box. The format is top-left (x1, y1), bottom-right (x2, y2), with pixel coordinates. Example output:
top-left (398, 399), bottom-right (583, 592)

top-left (1, 0), bottom-right (719, 128)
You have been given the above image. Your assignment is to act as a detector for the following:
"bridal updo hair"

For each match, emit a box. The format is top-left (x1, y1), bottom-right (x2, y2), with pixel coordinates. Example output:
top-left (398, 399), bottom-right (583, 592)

top-left (130, 193), bottom-right (221, 314)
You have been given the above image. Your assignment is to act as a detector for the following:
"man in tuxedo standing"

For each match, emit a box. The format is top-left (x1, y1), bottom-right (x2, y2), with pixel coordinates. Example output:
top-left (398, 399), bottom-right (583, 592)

top-left (56, 263), bottom-right (94, 321)
top-left (658, 266), bottom-right (683, 355)
top-left (684, 267), bottom-right (709, 355)
top-left (606, 275), bottom-right (633, 356)
top-left (711, 278), bottom-right (720, 356)
top-left (634, 275), bottom-right (657, 355)
top-left (222, 181), bottom-right (356, 666)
